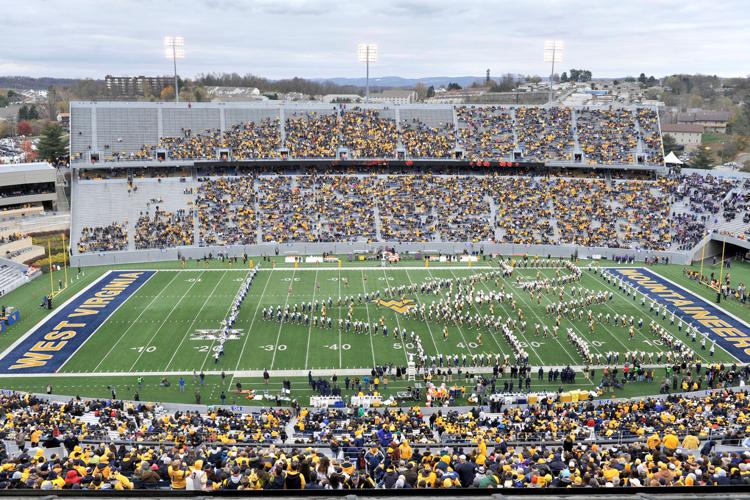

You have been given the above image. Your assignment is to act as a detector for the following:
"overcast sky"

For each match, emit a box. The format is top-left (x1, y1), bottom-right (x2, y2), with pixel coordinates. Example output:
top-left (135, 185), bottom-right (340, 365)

top-left (1, 0), bottom-right (748, 80)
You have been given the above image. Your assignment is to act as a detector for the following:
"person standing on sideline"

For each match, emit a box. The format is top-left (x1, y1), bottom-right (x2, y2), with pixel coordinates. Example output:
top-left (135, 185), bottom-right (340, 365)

top-left (179, 377), bottom-right (185, 392)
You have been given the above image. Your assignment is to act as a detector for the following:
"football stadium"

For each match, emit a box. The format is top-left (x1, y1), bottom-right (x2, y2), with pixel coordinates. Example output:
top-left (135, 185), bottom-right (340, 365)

top-left (0, 98), bottom-right (748, 492)
top-left (0, 2), bottom-right (749, 489)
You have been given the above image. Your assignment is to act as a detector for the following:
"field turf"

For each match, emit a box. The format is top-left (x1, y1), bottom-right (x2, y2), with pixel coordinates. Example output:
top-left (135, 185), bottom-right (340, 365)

top-left (0, 257), bottom-right (746, 405)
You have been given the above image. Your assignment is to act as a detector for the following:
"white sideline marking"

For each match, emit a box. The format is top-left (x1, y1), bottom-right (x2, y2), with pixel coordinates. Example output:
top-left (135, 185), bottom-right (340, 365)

top-left (0, 271), bottom-right (114, 364)
top-left (59, 271), bottom-right (157, 373)
top-left (0, 362), bottom-right (689, 379)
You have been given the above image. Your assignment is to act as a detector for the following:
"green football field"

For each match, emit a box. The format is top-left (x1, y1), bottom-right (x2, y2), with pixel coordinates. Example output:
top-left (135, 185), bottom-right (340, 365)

top-left (0, 257), bottom-right (747, 405)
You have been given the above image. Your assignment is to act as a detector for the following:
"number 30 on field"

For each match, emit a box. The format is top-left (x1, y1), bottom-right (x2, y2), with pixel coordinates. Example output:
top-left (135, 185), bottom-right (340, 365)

top-left (259, 344), bottom-right (287, 351)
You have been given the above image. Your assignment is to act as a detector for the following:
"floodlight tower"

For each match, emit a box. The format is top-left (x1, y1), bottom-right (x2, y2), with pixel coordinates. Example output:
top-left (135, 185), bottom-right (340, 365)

top-left (164, 36), bottom-right (185, 103)
top-left (543, 40), bottom-right (564, 104)
top-left (357, 43), bottom-right (378, 103)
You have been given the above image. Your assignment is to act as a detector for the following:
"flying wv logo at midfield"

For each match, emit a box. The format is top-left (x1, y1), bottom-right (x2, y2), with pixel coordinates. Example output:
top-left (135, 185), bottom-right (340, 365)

top-left (373, 298), bottom-right (416, 314)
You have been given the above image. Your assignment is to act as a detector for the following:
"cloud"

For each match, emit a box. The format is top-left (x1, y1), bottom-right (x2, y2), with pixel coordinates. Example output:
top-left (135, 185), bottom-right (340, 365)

top-left (0, 0), bottom-right (747, 79)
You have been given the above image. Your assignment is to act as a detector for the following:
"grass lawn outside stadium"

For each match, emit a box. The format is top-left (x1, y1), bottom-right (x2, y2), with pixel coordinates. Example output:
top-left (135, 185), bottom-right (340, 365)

top-left (0, 255), bottom-right (747, 407)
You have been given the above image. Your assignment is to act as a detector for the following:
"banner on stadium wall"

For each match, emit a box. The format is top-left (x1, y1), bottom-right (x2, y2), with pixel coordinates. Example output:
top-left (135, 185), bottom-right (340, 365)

top-left (0, 271), bottom-right (154, 374)
top-left (610, 267), bottom-right (750, 362)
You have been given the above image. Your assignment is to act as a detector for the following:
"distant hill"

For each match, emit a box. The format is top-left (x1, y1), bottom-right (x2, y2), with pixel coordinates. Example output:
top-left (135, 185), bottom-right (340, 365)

top-left (315, 76), bottom-right (488, 89)
top-left (0, 76), bottom-right (83, 90)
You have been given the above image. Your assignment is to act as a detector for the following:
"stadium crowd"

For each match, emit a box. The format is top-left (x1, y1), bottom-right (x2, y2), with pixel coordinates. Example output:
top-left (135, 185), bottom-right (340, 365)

top-left (456, 106), bottom-right (515, 161)
top-left (1, 385), bottom-right (750, 490)
top-left (138, 119), bottom-right (281, 161)
top-left (76, 172), bottom-right (750, 252)
top-left (131, 105), bottom-right (669, 165)
top-left (78, 224), bottom-right (128, 253)
top-left (400, 119), bottom-right (456, 159)
top-left (134, 209), bottom-right (194, 249)
top-left (196, 176), bottom-right (257, 246)
top-left (576, 109), bottom-right (637, 165)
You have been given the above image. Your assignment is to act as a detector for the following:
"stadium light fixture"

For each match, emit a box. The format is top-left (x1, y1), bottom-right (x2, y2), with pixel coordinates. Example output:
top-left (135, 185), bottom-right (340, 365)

top-left (543, 40), bottom-right (564, 104)
top-left (164, 36), bottom-right (185, 103)
top-left (357, 43), bottom-right (378, 103)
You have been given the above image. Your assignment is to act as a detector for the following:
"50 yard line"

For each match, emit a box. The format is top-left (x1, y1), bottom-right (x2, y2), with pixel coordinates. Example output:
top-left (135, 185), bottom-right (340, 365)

top-left (360, 269), bottom-right (377, 367)
top-left (425, 267), bottom-right (474, 357)
top-left (382, 266), bottom-right (410, 366)
top-left (404, 268), bottom-right (441, 356)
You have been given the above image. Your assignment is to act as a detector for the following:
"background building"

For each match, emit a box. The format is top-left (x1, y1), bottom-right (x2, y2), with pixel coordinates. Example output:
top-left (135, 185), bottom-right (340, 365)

top-left (676, 110), bottom-right (731, 133)
top-left (368, 89), bottom-right (417, 105)
top-left (105, 75), bottom-right (173, 98)
top-left (661, 123), bottom-right (704, 151)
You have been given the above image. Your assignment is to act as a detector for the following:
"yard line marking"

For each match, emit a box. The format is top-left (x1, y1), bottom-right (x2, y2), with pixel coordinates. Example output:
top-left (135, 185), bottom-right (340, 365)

top-left (304, 269), bottom-right (319, 369)
top-left (164, 271), bottom-right (230, 371)
top-left (270, 267), bottom-right (297, 369)
top-left (491, 265), bottom-right (592, 381)
top-left (360, 269), bottom-right (377, 367)
top-left (403, 269), bottom-right (441, 356)
top-left (91, 272), bottom-right (179, 373)
top-left (425, 267), bottom-right (474, 357)
top-left (0, 270), bottom-right (114, 365)
top-left (382, 267), bottom-right (410, 366)
top-left (199, 270), bottom-right (252, 370)
top-left (227, 270), bottom-right (273, 392)
top-left (471, 267), bottom-right (562, 365)
top-left (586, 269), bottom-right (716, 364)
top-left (128, 271), bottom-right (207, 371)
top-left (337, 267), bottom-right (343, 368)
top-left (445, 268), bottom-right (508, 359)
top-left (546, 270), bottom-right (659, 360)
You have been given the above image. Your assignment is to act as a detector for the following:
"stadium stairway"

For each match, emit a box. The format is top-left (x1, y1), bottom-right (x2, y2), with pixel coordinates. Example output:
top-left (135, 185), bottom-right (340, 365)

top-left (373, 205), bottom-right (383, 241)
top-left (510, 108), bottom-right (519, 146)
top-left (79, 412), bottom-right (127, 442)
top-left (0, 264), bottom-right (28, 296)
top-left (73, 177), bottom-right (196, 251)
top-left (571, 108), bottom-right (582, 154)
top-left (254, 197), bottom-right (262, 245)
top-left (634, 115), bottom-right (644, 160)
top-left (193, 209), bottom-right (201, 246)
top-left (55, 169), bottom-right (70, 212)
top-left (486, 195), bottom-right (500, 241)
top-left (717, 218), bottom-right (750, 237)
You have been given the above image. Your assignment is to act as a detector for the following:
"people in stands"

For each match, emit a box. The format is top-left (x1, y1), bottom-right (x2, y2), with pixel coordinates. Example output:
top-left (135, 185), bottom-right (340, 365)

top-left (0, 386), bottom-right (748, 489)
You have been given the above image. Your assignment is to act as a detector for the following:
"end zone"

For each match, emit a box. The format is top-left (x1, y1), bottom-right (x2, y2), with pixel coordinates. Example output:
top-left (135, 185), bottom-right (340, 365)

top-left (610, 267), bottom-right (750, 363)
top-left (0, 271), bottom-right (154, 374)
